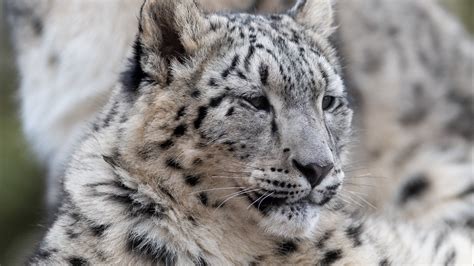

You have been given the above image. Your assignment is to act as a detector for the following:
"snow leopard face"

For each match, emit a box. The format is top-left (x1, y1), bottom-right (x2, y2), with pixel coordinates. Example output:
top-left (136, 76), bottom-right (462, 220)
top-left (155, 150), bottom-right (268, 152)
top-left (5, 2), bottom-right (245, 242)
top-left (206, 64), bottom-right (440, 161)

top-left (119, 0), bottom-right (352, 238)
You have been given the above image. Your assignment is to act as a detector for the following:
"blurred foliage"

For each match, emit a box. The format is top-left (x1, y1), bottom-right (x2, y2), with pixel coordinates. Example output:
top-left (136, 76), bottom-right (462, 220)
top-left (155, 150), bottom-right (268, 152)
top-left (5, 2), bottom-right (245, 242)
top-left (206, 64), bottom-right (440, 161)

top-left (0, 0), bottom-right (471, 264)
top-left (0, 3), bottom-right (45, 264)
top-left (442, 0), bottom-right (474, 32)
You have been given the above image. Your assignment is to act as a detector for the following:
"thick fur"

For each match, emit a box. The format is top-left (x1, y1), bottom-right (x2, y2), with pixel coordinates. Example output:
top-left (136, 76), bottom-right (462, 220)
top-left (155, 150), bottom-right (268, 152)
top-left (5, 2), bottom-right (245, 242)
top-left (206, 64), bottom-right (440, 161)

top-left (6, 1), bottom-right (473, 265)
top-left (16, 0), bottom-right (473, 265)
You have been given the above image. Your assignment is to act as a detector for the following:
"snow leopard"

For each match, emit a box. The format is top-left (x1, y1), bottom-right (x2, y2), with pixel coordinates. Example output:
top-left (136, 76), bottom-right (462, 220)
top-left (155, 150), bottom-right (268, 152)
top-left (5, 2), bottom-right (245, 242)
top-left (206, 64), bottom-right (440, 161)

top-left (25, 0), bottom-right (473, 264)
top-left (5, 0), bottom-right (473, 216)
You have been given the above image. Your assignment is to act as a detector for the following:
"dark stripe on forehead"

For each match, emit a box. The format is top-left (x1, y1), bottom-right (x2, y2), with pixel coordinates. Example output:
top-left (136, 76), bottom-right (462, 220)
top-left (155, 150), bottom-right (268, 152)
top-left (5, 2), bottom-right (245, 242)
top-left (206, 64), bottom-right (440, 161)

top-left (259, 63), bottom-right (269, 86)
top-left (244, 46), bottom-right (256, 71)
top-left (222, 55), bottom-right (240, 79)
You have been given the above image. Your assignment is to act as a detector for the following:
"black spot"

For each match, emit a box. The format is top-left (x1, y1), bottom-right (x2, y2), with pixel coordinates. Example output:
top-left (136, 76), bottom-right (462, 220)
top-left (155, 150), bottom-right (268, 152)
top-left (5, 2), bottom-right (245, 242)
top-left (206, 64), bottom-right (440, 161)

top-left (121, 38), bottom-right (148, 93)
top-left (102, 101), bottom-right (119, 128)
top-left (398, 83), bottom-right (428, 125)
top-left (193, 158), bottom-right (203, 165)
top-left (166, 158), bottom-right (182, 169)
top-left (160, 139), bottom-right (174, 150)
top-left (108, 193), bottom-right (134, 206)
top-left (176, 107), bottom-right (186, 120)
top-left (249, 255), bottom-right (265, 266)
top-left (276, 240), bottom-right (298, 256)
top-left (198, 193), bottom-right (208, 206)
top-left (195, 256), bottom-right (208, 266)
top-left (159, 186), bottom-right (177, 203)
top-left (90, 224), bottom-right (110, 237)
top-left (283, 148), bottom-right (290, 153)
top-left (188, 216), bottom-right (198, 226)
top-left (127, 232), bottom-right (177, 265)
top-left (456, 184), bottom-right (474, 199)
top-left (32, 17), bottom-right (43, 35)
top-left (130, 201), bottom-right (165, 218)
top-left (387, 26), bottom-right (399, 36)
top-left (443, 249), bottom-right (456, 266)
top-left (36, 249), bottom-right (52, 259)
top-left (435, 230), bottom-right (448, 252)
top-left (446, 90), bottom-right (474, 139)
top-left (194, 106), bottom-right (208, 129)
top-left (68, 257), bottom-right (88, 266)
top-left (66, 228), bottom-right (80, 239)
top-left (208, 78), bottom-right (218, 87)
top-left (184, 175), bottom-right (200, 186)
top-left (101, 183), bottom-right (166, 218)
top-left (237, 71), bottom-right (247, 80)
top-left (398, 174), bottom-right (430, 205)
top-left (29, 248), bottom-right (57, 263)
top-left (209, 94), bottom-right (226, 108)
top-left (226, 107), bottom-right (235, 116)
top-left (315, 230), bottom-right (333, 249)
top-left (137, 142), bottom-right (161, 160)
top-left (379, 258), bottom-right (391, 266)
top-left (191, 90), bottom-right (201, 98)
top-left (259, 64), bottom-right (269, 86)
top-left (320, 249), bottom-right (343, 265)
top-left (345, 223), bottom-right (363, 247)
top-left (173, 124), bottom-right (187, 137)
top-left (102, 154), bottom-right (120, 168)
top-left (271, 119), bottom-right (278, 134)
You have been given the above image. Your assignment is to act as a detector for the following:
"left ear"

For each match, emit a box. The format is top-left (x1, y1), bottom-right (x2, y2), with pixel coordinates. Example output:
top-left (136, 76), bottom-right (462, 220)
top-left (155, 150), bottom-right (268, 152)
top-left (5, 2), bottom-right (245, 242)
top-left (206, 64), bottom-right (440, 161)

top-left (288, 0), bottom-right (334, 37)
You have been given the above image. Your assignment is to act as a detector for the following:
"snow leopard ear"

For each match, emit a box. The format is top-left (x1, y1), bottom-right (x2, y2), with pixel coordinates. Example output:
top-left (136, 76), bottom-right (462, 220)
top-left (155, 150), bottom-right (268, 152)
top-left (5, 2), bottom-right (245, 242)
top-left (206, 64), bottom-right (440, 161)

top-left (288, 0), bottom-right (334, 37)
top-left (122, 0), bottom-right (207, 91)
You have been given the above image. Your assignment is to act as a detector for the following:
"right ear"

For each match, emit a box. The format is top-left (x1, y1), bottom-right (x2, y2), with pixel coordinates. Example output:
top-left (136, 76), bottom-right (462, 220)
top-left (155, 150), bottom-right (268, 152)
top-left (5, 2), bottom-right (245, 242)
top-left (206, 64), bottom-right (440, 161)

top-left (288, 0), bottom-right (334, 38)
top-left (122, 0), bottom-right (208, 92)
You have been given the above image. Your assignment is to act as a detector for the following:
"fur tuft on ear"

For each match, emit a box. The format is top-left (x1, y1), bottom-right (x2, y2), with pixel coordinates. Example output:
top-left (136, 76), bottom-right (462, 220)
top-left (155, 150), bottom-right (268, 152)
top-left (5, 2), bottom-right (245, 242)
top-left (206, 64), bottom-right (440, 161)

top-left (122, 0), bottom-right (207, 91)
top-left (289, 0), bottom-right (334, 37)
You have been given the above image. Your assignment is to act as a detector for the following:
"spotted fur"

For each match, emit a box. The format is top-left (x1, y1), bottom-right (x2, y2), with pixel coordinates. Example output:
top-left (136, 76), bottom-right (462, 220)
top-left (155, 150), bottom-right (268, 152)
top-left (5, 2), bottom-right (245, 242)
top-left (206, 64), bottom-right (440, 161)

top-left (23, 0), bottom-right (473, 264)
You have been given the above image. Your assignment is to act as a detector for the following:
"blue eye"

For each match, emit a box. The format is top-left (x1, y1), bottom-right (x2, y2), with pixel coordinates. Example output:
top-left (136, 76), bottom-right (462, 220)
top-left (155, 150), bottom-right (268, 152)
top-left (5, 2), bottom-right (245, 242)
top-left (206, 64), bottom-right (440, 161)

top-left (322, 96), bottom-right (335, 110)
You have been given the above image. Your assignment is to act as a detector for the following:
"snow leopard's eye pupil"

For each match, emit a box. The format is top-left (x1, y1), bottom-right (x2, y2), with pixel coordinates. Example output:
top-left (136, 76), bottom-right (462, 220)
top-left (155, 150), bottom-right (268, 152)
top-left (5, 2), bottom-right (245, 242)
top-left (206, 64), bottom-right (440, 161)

top-left (322, 96), bottom-right (335, 110)
top-left (245, 96), bottom-right (271, 112)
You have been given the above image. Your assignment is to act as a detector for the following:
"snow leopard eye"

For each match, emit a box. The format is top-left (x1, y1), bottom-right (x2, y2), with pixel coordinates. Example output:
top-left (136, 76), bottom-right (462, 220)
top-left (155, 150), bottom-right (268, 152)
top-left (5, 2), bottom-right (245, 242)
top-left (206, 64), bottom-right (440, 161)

top-left (322, 96), bottom-right (336, 110)
top-left (243, 96), bottom-right (271, 112)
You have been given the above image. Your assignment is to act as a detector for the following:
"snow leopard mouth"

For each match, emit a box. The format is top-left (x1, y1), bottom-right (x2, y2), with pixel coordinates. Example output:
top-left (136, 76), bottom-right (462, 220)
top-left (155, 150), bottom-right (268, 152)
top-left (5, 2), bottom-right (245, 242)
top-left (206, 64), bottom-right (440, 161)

top-left (247, 188), bottom-right (336, 214)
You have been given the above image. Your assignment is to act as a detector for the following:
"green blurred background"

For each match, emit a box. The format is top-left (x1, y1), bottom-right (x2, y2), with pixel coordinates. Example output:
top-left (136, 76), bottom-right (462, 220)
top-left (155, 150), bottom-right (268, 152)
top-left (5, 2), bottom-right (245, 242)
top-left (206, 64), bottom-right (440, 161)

top-left (0, 0), bottom-right (472, 264)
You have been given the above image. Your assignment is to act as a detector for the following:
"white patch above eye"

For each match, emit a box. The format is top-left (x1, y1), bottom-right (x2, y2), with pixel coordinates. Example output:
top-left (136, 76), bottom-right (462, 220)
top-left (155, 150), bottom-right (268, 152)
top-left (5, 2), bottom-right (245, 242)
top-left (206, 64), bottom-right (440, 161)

top-left (318, 57), bottom-right (344, 96)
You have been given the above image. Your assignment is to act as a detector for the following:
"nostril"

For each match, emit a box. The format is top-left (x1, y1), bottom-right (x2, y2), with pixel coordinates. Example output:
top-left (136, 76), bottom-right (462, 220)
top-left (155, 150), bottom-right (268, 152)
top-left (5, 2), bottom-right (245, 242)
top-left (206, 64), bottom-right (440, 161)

top-left (292, 159), bottom-right (315, 180)
top-left (292, 159), bottom-right (334, 189)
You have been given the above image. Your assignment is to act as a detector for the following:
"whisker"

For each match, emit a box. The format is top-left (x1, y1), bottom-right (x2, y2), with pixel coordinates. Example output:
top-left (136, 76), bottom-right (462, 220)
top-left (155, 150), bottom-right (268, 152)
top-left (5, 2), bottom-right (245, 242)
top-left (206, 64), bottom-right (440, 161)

top-left (337, 193), bottom-right (365, 209)
top-left (344, 190), bottom-right (377, 210)
top-left (213, 188), bottom-right (261, 213)
top-left (257, 192), bottom-right (275, 211)
top-left (343, 182), bottom-right (378, 188)
top-left (189, 186), bottom-right (246, 195)
top-left (247, 191), bottom-right (269, 210)
top-left (209, 176), bottom-right (246, 180)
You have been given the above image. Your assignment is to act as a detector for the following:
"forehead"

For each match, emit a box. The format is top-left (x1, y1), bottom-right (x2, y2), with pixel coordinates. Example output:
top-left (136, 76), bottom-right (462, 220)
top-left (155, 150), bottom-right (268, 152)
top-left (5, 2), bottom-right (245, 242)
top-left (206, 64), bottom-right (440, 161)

top-left (205, 13), bottom-right (342, 103)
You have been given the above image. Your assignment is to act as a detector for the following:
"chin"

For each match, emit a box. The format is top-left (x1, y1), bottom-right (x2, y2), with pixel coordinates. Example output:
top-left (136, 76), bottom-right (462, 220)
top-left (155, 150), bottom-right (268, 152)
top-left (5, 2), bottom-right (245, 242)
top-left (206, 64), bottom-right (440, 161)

top-left (258, 203), bottom-right (321, 238)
